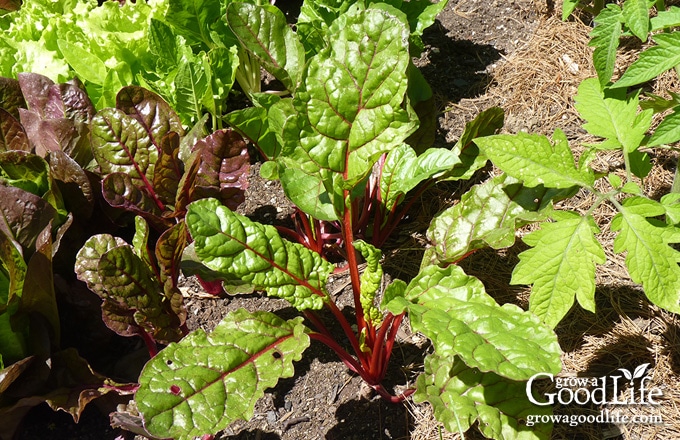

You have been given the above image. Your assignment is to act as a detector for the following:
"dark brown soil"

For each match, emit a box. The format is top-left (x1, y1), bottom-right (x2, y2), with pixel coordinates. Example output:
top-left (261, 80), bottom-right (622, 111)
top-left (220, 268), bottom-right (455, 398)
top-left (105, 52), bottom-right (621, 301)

top-left (13, 1), bottom-right (556, 439)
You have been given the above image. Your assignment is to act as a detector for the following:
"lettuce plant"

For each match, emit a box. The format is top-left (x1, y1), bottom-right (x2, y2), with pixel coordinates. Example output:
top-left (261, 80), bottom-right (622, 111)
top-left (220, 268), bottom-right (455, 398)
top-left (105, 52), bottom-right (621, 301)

top-left (0, 75), bottom-right (133, 439)
top-left (134, 5), bottom-right (564, 440)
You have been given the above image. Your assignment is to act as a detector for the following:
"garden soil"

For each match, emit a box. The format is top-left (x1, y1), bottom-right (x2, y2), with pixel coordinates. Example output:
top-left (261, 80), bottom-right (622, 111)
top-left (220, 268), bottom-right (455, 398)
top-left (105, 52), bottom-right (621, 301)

top-left (16, 0), bottom-right (680, 439)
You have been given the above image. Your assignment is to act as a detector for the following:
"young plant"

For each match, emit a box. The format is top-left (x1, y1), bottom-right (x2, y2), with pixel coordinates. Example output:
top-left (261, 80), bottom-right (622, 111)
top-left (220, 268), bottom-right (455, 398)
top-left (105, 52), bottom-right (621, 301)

top-left (74, 85), bottom-right (250, 354)
top-left (134, 5), bottom-right (563, 440)
top-left (471, 76), bottom-right (680, 328)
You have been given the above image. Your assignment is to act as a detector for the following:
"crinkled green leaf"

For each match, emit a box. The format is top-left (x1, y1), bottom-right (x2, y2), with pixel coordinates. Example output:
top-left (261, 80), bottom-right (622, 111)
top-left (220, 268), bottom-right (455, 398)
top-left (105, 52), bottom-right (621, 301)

top-left (136, 309), bottom-right (310, 440)
top-left (185, 198), bottom-right (334, 310)
top-left (380, 144), bottom-right (460, 215)
top-left (614, 32), bottom-right (680, 89)
top-left (278, 163), bottom-right (337, 221)
top-left (386, 265), bottom-right (562, 380)
top-left (611, 198), bottom-right (680, 313)
top-left (590, 4), bottom-right (623, 87)
top-left (622, 0), bottom-right (650, 42)
top-left (132, 215), bottom-right (154, 273)
top-left (447, 106), bottom-right (504, 180)
top-left (575, 77), bottom-right (652, 152)
top-left (226, 3), bottom-right (305, 92)
top-left (224, 107), bottom-right (281, 160)
top-left (512, 212), bottom-right (606, 328)
top-left (416, 353), bottom-right (553, 440)
top-left (354, 240), bottom-right (383, 325)
top-left (0, 151), bottom-right (51, 197)
top-left (424, 175), bottom-right (563, 265)
top-left (91, 108), bottom-right (157, 185)
top-left (474, 130), bottom-right (594, 189)
top-left (286, 6), bottom-right (415, 214)
top-left (148, 17), bottom-right (180, 69)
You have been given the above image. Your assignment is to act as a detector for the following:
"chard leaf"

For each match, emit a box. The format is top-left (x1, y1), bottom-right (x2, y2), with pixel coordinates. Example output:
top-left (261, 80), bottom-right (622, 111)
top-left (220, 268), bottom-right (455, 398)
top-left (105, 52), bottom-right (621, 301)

top-left (611, 198), bottom-right (680, 313)
top-left (152, 132), bottom-right (183, 208)
top-left (185, 198), bottom-right (334, 310)
top-left (614, 32), bottom-right (680, 89)
top-left (622, 0), bottom-right (650, 42)
top-left (278, 163), bottom-right (337, 221)
top-left (416, 354), bottom-right (553, 440)
top-left (474, 130), bottom-right (593, 189)
top-left (0, 109), bottom-right (29, 152)
top-left (101, 173), bottom-right (165, 228)
top-left (116, 86), bottom-right (184, 146)
top-left (75, 234), bottom-right (128, 299)
top-left (574, 78), bottom-right (652, 153)
top-left (354, 240), bottom-right (383, 325)
top-left (136, 309), bottom-right (310, 440)
top-left (447, 106), bottom-right (504, 180)
top-left (512, 212), bottom-right (606, 328)
top-left (156, 221), bottom-right (188, 292)
top-left (191, 129), bottom-right (250, 211)
top-left (386, 265), bottom-right (562, 380)
top-left (91, 108), bottom-right (157, 186)
top-left (95, 239), bottom-right (182, 343)
top-left (224, 107), bottom-right (280, 160)
top-left (424, 175), bottom-right (561, 265)
top-left (590, 4), bottom-right (623, 87)
top-left (226, 3), bottom-right (305, 92)
top-left (380, 144), bottom-right (460, 214)
top-left (287, 7), bottom-right (415, 214)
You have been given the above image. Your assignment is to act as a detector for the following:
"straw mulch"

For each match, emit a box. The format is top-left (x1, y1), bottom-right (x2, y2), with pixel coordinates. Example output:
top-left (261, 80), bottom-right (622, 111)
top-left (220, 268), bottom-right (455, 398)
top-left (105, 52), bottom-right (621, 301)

top-left (411, 7), bottom-right (680, 440)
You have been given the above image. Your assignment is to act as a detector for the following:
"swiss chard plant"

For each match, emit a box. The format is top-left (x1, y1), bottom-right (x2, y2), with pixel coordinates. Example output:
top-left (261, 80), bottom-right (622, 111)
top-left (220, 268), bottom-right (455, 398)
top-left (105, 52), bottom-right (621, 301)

top-left (223, 0), bottom-right (451, 257)
top-left (74, 85), bottom-right (250, 355)
top-left (134, 4), bottom-right (564, 440)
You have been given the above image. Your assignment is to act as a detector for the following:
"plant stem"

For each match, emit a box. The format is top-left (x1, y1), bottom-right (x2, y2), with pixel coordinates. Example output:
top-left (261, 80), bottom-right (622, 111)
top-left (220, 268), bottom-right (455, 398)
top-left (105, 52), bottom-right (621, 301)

top-left (139, 330), bottom-right (158, 357)
top-left (342, 193), bottom-right (366, 333)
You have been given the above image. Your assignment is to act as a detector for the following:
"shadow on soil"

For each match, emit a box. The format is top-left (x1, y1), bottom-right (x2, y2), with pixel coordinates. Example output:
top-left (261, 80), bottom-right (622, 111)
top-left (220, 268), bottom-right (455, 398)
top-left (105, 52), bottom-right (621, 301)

top-left (419, 19), bottom-right (502, 105)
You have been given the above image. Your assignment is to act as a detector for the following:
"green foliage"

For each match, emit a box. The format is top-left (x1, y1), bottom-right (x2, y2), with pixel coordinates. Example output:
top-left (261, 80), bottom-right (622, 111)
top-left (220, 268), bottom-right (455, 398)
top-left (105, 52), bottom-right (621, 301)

top-left (474, 67), bottom-right (680, 327)
top-left (136, 4), bottom-right (564, 440)
top-left (136, 309), bottom-right (310, 440)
